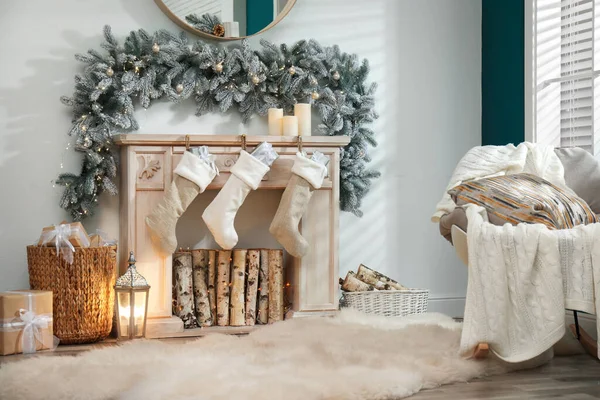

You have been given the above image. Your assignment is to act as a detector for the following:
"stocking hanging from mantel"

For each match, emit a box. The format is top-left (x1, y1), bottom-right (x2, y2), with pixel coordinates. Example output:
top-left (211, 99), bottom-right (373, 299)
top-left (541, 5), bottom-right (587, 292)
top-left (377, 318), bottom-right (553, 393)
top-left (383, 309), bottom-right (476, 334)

top-left (203, 142), bottom-right (279, 250)
top-left (146, 146), bottom-right (218, 255)
top-left (270, 152), bottom-right (328, 257)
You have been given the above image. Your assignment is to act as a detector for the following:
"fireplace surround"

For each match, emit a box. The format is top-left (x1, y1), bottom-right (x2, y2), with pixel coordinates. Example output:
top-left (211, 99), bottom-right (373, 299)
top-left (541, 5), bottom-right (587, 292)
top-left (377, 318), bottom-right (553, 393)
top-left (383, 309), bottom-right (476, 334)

top-left (115, 134), bottom-right (349, 338)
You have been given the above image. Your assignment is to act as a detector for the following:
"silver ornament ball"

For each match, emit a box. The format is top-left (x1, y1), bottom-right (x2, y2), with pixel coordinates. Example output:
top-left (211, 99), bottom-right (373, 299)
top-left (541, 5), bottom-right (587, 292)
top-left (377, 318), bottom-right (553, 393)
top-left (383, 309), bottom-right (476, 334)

top-left (332, 71), bottom-right (340, 81)
top-left (288, 66), bottom-right (296, 75)
top-left (176, 84), bottom-right (184, 93)
top-left (152, 43), bottom-right (160, 53)
top-left (82, 136), bottom-right (92, 148)
top-left (311, 91), bottom-right (320, 100)
top-left (106, 67), bottom-right (114, 77)
top-left (310, 77), bottom-right (317, 86)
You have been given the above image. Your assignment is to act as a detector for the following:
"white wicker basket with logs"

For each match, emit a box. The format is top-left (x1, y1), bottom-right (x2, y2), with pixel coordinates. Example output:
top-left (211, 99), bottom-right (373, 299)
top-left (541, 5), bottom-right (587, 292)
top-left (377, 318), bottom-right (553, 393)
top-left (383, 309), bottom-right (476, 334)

top-left (340, 264), bottom-right (429, 317)
top-left (341, 289), bottom-right (429, 317)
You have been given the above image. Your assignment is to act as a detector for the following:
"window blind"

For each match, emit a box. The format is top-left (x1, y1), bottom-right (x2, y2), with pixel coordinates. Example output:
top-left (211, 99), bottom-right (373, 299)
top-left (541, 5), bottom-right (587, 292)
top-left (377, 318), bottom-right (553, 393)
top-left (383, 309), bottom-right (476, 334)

top-left (534, 0), bottom-right (600, 154)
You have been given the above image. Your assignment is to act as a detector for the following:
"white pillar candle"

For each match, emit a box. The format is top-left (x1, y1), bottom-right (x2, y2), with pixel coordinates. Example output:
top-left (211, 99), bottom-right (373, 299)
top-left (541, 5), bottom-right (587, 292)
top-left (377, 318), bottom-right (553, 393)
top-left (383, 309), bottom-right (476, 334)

top-left (282, 116), bottom-right (298, 136)
top-left (294, 103), bottom-right (312, 136)
top-left (223, 21), bottom-right (239, 38)
top-left (268, 108), bottom-right (283, 136)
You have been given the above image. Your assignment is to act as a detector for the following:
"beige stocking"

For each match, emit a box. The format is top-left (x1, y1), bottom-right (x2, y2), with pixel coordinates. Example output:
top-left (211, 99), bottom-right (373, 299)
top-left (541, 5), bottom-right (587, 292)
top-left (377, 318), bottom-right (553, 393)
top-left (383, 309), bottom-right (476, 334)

top-left (269, 153), bottom-right (327, 258)
top-left (146, 150), bottom-right (217, 255)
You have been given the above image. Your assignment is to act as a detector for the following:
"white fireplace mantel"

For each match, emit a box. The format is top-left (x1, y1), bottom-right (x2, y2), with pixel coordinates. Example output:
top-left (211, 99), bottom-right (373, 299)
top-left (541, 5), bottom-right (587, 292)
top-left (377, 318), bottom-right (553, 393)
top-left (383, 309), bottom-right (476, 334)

top-left (114, 134), bottom-right (350, 338)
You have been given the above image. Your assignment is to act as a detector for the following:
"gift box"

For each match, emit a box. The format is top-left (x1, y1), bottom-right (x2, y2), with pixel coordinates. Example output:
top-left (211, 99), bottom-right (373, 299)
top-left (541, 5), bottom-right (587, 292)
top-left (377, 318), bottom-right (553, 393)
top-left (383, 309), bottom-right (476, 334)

top-left (37, 221), bottom-right (90, 248)
top-left (0, 290), bottom-right (54, 356)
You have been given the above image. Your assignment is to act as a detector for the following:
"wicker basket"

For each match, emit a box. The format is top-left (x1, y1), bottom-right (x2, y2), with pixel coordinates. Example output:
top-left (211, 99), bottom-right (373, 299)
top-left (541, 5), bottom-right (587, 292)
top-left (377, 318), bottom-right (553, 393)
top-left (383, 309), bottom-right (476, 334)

top-left (27, 245), bottom-right (117, 344)
top-left (341, 289), bottom-right (429, 317)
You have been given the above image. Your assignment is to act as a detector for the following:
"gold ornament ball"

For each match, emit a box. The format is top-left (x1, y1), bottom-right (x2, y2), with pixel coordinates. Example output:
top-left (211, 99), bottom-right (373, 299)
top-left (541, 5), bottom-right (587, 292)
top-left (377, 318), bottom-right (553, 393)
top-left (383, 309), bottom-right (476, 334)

top-left (81, 125), bottom-right (88, 132)
top-left (311, 91), bottom-right (320, 100)
top-left (251, 75), bottom-right (260, 85)
top-left (106, 67), bottom-right (114, 77)
top-left (288, 66), bottom-right (296, 75)
top-left (332, 71), bottom-right (341, 80)
top-left (215, 63), bottom-right (224, 73)
top-left (152, 43), bottom-right (160, 53)
top-left (176, 84), bottom-right (184, 93)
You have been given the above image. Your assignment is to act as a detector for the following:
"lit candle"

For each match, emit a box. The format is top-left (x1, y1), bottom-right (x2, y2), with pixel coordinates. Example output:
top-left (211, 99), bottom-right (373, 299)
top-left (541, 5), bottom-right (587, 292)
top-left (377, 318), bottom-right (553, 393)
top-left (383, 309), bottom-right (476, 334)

top-left (282, 116), bottom-right (298, 136)
top-left (294, 103), bottom-right (311, 136)
top-left (268, 108), bottom-right (283, 136)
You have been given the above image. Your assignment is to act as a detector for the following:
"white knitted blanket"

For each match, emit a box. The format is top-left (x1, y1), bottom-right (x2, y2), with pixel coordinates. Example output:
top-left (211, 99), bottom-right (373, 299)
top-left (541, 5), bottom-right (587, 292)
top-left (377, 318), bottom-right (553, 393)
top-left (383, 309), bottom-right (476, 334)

top-left (462, 205), bottom-right (600, 362)
top-left (432, 142), bottom-right (565, 222)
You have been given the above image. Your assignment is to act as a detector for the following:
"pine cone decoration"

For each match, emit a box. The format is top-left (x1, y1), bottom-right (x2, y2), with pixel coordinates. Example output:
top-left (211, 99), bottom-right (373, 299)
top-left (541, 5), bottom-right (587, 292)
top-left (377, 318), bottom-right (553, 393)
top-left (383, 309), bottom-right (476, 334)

top-left (213, 24), bottom-right (225, 37)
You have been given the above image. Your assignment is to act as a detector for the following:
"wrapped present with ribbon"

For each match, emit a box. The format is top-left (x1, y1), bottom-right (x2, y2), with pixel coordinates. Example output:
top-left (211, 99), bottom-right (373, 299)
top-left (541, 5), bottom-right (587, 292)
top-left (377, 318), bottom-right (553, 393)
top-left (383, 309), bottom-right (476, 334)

top-left (37, 221), bottom-right (90, 264)
top-left (0, 290), bottom-right (59, 355)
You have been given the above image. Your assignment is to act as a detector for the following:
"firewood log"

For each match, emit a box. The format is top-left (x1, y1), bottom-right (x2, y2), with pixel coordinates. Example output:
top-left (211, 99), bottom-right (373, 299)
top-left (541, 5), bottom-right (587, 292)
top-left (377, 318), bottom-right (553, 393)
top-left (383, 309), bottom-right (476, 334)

top-left (339, 271), bottom-right (374, 292)
top-left (208, 250), bottom-right (217, 325)
top-left (216, 250), bottom-right (232, 326)
top-left (257, 249), bottom-right (269, 324)
top-left (356, 264), bottom-right (407, 290)
top-left (191, 249), bottom-right (212, 327)
top-left (268, 249), bottom-right (284, 323)
top-left (245, 249), bottom-right (260, 326)
top-left (229, 249), bottom-right (247, 326)
top-left (172, 251), bottom-right (197, 329)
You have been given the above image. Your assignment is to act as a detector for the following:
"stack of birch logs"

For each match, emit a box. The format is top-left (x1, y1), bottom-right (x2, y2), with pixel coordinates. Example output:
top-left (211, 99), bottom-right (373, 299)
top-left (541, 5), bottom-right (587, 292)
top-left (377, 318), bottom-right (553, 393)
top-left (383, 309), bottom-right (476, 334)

top-left (172, 248), bottom-right (285, 329)
top-left (339, 264), bottom-right (408, 292)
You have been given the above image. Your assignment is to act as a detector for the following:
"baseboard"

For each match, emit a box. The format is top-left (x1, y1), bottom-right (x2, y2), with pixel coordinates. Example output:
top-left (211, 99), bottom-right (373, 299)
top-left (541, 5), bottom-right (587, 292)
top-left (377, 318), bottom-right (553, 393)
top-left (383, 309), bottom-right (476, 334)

top-left (427, 297), bottom-right (465, 318)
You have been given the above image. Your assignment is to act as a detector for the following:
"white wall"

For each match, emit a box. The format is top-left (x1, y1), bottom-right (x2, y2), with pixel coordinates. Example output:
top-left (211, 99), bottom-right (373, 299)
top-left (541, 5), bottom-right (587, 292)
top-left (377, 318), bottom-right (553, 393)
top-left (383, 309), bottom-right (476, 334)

top-left (0, 0), bottom-right (481, 317)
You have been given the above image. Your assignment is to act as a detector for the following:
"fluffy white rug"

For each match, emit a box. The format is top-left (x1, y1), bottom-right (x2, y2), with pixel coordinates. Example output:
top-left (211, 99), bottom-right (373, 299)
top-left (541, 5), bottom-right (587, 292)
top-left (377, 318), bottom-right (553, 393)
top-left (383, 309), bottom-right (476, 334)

top-left (0, 311), bottom-right (550, 400)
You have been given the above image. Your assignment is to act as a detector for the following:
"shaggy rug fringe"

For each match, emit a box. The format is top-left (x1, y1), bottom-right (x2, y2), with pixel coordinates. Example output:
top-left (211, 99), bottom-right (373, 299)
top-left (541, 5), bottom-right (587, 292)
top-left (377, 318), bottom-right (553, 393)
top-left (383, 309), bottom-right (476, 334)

top-left (0, 310), bottom-right (551, 400)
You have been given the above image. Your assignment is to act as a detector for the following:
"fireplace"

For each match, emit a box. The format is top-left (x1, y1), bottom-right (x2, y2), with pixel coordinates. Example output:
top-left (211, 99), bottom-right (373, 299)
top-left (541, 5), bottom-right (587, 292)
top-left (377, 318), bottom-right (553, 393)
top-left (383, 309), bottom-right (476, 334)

top-left (114, 134), bottom-right (349, 338)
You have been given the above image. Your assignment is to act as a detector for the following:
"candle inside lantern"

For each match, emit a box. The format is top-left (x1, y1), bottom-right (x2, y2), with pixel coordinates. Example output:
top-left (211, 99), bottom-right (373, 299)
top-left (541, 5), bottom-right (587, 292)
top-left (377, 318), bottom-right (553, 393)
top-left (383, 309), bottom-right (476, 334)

top-left (282, 116), bottom-right (298, 136)
top-left (268, 108), bottom-right (283, 136)
top-left (294, 103), bottom-right (312, 136)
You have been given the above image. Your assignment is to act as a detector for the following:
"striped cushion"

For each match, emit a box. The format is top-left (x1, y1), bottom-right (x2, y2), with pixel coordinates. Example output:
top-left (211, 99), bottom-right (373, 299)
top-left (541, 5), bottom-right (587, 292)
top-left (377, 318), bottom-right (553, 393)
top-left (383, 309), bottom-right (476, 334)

top-left (448, 173), bottom-right (598, 230)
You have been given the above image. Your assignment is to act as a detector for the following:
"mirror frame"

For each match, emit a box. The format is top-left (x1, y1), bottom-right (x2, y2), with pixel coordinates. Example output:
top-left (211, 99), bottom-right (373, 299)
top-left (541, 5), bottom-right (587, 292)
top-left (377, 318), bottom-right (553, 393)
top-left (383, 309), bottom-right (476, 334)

top-left (154, 0), bottom-right (297, 41)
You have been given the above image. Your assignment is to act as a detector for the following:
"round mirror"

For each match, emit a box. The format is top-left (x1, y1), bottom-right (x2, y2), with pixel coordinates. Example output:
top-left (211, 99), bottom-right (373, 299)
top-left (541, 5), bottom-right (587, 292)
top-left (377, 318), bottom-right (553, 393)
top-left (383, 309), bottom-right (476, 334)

top-left (155, 0), bottom-right (296, 40)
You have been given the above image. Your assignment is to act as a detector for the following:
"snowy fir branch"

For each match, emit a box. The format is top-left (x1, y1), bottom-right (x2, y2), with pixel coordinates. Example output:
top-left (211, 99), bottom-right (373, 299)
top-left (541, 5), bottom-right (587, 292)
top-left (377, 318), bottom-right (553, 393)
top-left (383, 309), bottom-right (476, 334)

top-left (58, 25), bottom-right (380, 220)
top-left (185, 13), bottom-right (223, 36)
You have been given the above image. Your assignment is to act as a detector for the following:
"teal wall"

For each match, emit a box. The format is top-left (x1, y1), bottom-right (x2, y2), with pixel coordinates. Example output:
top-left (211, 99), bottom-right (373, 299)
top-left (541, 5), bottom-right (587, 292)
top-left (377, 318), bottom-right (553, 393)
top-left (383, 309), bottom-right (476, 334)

top-left (246, 0), bottom-right (273, 36)
top-left (481, 0), bottom-right (525, 145)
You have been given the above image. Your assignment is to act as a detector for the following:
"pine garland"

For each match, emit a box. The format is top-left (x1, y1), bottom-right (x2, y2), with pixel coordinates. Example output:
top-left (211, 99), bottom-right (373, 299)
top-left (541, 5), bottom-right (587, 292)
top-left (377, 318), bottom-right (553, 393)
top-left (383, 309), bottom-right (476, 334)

top-left (58, 26), bottom-right (379, 220)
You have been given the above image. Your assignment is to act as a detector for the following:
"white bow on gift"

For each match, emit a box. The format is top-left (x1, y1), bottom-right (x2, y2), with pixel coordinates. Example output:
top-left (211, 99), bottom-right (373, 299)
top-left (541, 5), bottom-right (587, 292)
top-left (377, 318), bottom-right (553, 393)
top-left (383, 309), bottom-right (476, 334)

top-left (18, 309), bottom-right (52, 354)
top-left (39, 223), bottom-right (76, 264)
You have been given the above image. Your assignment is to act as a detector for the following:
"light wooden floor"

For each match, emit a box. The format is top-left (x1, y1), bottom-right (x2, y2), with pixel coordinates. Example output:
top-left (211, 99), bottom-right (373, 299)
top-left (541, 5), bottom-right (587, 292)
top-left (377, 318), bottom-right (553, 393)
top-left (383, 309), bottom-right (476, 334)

top-left (413, 355), bottom-right (600, 399)
top-left (1, 340), bottom-right (599, 399)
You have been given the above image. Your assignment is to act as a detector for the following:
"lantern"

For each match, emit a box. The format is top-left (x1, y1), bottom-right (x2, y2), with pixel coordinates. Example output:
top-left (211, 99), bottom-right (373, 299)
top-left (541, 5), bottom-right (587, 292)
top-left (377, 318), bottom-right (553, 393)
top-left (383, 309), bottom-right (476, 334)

top-left (114, 251), bottom-right (150, 339)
